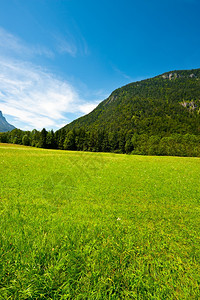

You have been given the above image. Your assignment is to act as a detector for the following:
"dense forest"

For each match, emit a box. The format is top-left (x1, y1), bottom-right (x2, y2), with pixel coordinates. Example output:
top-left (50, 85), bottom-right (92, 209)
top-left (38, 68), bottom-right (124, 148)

top-left (1, 68), bottom-right (200, 157)
top-left (1, 127), bottom-right (200, 157)
top-left (62, 68), bottom-right (200, 134)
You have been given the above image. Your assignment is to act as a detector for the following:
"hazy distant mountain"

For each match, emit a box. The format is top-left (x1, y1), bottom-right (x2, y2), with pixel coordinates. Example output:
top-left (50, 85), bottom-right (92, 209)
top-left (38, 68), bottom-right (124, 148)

top-left (0, 111), bottom-right (15, 132)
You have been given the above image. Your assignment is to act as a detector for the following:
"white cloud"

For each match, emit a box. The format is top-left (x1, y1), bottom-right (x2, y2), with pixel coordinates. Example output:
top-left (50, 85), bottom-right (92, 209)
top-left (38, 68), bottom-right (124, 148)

top-left (55, 36), bottom-right (77, 57)
top-left (0, 27), bottom-right (100, 130)
top-left (0, 27), bottom-right (54, 58)
top-left (0, 57), bottom-right (99, 130)
top-left (53, 27), bottom-right (90, 57)
top-left (78, 103), bottom-right (99, 114)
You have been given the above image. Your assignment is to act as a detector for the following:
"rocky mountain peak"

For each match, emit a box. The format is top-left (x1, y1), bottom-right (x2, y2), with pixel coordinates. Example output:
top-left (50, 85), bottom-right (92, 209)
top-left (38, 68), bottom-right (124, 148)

top-left (160, 70), bottom-right (198, 80)
top-left (0, 111), bottom-right (16, 132)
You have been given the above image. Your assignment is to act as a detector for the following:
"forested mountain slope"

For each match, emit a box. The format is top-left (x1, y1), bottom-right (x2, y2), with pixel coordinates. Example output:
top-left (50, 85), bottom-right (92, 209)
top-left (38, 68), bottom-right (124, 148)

top-left (62, 68), bottom-right (200, 135)
top-left (1, 69), bottom-right (200, 156)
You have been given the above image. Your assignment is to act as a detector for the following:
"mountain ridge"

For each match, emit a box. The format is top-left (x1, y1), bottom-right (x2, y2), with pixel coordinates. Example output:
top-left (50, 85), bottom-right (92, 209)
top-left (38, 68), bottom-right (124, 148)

top-left (61, 67), bottom-right (200, 134)
top-left (0, 111), bottom-right (16, 132)
top-left (1, 68), bottom-right (200, 156)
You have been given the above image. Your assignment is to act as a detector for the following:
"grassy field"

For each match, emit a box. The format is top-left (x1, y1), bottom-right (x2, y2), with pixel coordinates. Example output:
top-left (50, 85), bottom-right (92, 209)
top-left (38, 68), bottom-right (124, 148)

top-left (0, 143), bottom-right (199, 299)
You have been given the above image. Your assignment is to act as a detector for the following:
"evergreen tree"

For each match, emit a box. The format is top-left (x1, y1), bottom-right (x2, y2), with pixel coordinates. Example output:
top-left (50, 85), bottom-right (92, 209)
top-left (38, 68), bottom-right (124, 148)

top-left (63, 130), bottom-right (76, 150)
top-left (38, 128), bottom-right (48, 148)
top-left (22, 134), bottom-right (30, 146)
top-left (46, 130), bottom-right (56, 149)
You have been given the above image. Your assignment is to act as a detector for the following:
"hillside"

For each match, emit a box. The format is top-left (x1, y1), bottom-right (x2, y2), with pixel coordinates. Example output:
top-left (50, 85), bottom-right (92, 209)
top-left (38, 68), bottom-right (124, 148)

top-left (1, 69), bottom-right (200, 156)
top-left (0, 111), bottom-right (15, 132)
top-left (62, 68), bottom-right (200, 135)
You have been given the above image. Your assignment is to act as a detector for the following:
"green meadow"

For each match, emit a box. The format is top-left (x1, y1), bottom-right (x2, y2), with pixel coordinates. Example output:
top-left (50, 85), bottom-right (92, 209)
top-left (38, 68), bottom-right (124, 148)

top-left (0, 143), bottom-right (199, 299)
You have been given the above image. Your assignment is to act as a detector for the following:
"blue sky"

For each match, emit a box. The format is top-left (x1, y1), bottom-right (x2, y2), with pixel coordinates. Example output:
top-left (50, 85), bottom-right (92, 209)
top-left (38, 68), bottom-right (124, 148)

top-left (0, 0), bottom-right (200, 130)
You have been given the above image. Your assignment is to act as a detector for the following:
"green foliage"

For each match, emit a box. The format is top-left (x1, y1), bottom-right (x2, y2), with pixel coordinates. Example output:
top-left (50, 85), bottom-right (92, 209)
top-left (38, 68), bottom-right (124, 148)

top-left (1, 69), bottom-right (200, 157)
top-left (46, 130), bottom-right (56, 149)
top-left (1, 127), bottom-right (200, 157)
top-left (63, 69), bottom-right (200, 135)
top-left (63, 130), bottom-right (76, 150)
top-left (0, 143), bottom-right (199, 298)
top-left (38, 128), bottom-right (48, 148)
top-left (58, 68), bottom-right (200, 155)
top-left (22, 134), bottom-right (30, 146)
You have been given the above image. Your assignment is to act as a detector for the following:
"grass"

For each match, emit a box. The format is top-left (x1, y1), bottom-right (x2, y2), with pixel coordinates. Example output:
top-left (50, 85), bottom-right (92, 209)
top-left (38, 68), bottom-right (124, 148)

top-left (0, 143), bottom-right (199, 299)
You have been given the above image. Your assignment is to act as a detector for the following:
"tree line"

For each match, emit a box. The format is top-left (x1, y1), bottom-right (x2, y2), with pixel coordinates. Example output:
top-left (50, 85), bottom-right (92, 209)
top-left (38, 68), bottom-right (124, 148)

top-left (1, 127), bottom-right (200, 157)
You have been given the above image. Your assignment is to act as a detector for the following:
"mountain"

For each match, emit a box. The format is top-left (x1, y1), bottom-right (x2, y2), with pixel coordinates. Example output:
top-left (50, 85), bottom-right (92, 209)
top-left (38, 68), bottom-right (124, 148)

top-left (62, 68), bottom-right (200, 136)
top-left (56, 68), bottom-right (200, 155)
top-left (1, 69), bottom-right (200, 156)
top-left (0, 111), bottom-right (15, 132)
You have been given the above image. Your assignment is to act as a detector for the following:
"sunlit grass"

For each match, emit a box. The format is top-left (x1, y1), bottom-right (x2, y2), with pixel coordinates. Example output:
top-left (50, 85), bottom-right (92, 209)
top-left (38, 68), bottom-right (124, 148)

top-left (0, 143), bottom-right (199, 299)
